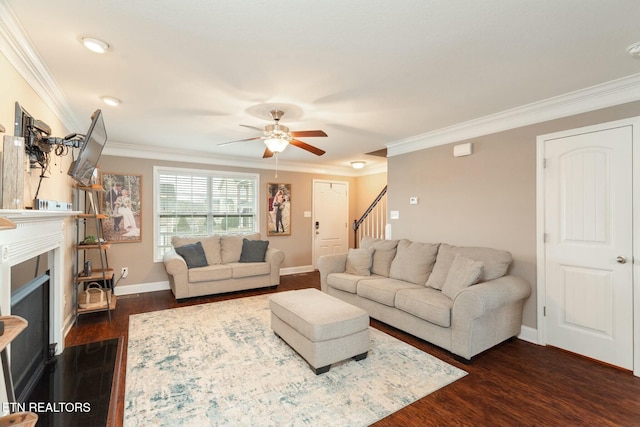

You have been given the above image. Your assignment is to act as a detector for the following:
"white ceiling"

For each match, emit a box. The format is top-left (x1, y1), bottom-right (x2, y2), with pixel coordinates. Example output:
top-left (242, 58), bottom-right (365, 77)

top-left (3, 0), bottom-right (640, 173)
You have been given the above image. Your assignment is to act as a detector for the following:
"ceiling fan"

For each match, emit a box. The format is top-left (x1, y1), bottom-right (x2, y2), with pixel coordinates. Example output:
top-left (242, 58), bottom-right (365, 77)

top-left (218, 110), bottom-right (327, 158)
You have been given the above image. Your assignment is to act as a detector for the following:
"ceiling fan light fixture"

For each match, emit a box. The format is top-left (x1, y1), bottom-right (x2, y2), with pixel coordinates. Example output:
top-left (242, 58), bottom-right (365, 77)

top-left (351, 161), bottom-right (366, 169)
top-left (81, 37), bottom-right (110, 53)
top-left (264, 137), bottom-right (289, 154)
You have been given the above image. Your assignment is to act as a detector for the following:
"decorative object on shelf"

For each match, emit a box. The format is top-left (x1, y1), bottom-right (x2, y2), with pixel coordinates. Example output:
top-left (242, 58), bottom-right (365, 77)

top-left (2, 136), bottom-right (25, 209)
top-left (267, 183), bottom-right (291, 236)
top-left (100, 172), bottom-right (142, 243)
top-left (83, 260), bottom-right (92, 277)
top-left (78, 282), bottom-right (111, 309)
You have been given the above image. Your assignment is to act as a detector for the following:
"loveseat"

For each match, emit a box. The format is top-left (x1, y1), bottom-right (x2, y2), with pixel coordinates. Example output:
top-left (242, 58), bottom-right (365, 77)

top-left (318, 236), bottom-right (530, 361)
top-left (163, 233), bottom-right (284, 300)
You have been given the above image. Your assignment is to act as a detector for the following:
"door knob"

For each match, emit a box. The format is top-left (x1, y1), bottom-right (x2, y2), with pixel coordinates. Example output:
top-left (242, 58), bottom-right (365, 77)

top-left (616, 256), bottom-right (627, 264)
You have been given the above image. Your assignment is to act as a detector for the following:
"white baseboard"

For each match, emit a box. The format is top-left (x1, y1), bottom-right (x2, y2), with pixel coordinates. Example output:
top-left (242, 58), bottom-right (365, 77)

top-left (114, 281), bottom-right (171, 296)
top-left (112, 268), bottom-right (318, 297)
top-left (517, 325), bottom-right (540, 345)
top-left (281, 265), bottom-right (315, 275)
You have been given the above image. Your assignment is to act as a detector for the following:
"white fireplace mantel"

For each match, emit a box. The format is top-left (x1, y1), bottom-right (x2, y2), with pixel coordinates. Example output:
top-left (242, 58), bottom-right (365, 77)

top-left (0, 209), bottom-right (79, 356)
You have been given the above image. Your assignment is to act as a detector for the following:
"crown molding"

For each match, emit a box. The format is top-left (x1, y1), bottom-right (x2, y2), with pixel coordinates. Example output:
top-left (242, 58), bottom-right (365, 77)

top-left (387, 73), bottom-right (640, 157)
top-left (103, 141), bottom-right (387, 177)
top-left (0, 1), bottom-right (81, 132)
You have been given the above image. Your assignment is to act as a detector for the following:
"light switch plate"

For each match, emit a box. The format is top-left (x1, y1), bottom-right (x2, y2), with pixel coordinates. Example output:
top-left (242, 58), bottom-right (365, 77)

top-left (390, 210), bottom-right (400, 219)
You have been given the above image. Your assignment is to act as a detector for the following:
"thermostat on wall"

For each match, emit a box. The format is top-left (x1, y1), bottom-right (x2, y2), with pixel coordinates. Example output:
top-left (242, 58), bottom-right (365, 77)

top-left (453, 142), bottom-right (473, 157)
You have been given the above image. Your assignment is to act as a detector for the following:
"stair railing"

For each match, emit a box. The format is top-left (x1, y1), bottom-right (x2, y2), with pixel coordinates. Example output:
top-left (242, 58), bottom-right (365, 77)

top-left (353, 185), bottom-right (387, 247)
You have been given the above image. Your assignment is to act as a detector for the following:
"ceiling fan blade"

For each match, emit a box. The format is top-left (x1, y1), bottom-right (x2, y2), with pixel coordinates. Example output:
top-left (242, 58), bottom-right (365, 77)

top-left (289, 139), bottom-right (326, 156)
top-left (289, 130), bottom-right (328, 138)
top-left (263, 147), bottom-right (274, 158)
top-left (239, 124), bottom-right (265, 132)
top-left (217, 136), bottom-right (262, 146)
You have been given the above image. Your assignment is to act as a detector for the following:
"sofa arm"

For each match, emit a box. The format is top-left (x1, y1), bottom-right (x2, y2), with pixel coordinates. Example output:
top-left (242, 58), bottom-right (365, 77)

top-left (265, 247), bottom-right (285, 286)
top-left (163, 250), bottom-right (190, 299)
top-left (317, 253), bottom-right (347, 293)
top-left (451, 275), bottom-right (531, 360)
top-left (453, 275), bottom-right (531, 319)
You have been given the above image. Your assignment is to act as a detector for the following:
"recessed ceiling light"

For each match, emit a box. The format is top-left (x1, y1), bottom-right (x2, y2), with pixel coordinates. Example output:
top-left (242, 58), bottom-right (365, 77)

top-left (626, 41), bottom-right (640, 58)
top-left (100, 96), bottom-right (121, 107)
top-left (351, 161), bottom-right (366, 169)
top-left (82, 37), bottom-right (110, 53)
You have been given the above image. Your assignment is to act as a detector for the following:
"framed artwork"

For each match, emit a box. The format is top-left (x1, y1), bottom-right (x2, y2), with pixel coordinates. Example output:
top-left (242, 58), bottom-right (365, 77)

top-left (267, 183), bottom-right (291, 236)
top-left (101, 173), bottom-right (142, 243)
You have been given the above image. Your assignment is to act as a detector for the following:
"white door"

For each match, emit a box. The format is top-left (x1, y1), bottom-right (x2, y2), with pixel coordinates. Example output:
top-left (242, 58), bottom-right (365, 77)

top-left (543, 122), bottom-right (633, 370)
top-left (313, 180), bottom-right (349, 268)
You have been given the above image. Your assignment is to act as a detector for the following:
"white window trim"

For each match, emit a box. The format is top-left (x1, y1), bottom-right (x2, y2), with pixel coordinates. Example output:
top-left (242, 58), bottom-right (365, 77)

top-left (153, 165), bottom-right (260, 262)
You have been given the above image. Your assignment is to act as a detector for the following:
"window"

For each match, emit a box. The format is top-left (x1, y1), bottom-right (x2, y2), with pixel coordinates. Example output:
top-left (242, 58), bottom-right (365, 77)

top-left (154, 166), bottom-right (259, 260)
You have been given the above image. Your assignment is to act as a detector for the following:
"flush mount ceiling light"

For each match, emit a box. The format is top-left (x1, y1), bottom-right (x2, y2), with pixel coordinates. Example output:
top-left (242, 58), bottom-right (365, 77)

top-left (81, 37), bottom-right (110, 53)
top-left (100, 96), bottom-right (121, 107)
top-left (626, 41), bottom-right (640, 58)
top-left (351, 161), bottom-right (366, 169)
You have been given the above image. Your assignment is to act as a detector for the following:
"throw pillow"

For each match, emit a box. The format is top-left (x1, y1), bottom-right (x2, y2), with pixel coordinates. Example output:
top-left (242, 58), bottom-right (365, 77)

top-left (345, 247), bottom-right (374, 276)
top-left (239, 239), bottom-right (270, 262)
top-left (441, 253), bottom-right (484, 299)
top-left (389, 239), bottom-right (439, 285)
top-left (174, 241), bottom-right (209, 269)
top-left (427, 244), bottom-right (512, 289)
top-left (360, 237), bottom-right (399, 277)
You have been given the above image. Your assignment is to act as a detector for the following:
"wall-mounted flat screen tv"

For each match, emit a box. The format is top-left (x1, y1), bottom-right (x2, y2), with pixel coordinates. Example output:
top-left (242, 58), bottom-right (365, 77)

top-left (68, 109), bottom-right (107, 186)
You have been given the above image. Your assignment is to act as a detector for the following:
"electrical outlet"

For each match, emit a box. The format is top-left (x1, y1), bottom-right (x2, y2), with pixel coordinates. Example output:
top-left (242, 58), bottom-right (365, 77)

top-left (121, 267), bottom-right (128, 278)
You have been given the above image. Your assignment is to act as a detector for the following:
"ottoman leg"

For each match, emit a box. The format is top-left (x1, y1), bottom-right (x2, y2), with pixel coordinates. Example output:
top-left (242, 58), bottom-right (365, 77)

top-left (314, 365), bottom-right (331, 375)
top-left (353, 351), bottom-right (368, 361)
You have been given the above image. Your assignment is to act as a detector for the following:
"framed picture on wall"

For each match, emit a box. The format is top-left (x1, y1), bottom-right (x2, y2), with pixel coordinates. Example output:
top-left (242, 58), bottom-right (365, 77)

top-left (267, 183), bottom-right (291, 236)
top-left (101, 173), bottom-right (142, 243)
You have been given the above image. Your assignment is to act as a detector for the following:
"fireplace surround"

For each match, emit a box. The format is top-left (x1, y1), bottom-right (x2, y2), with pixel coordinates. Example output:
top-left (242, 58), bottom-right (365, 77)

top-left (0, 210), bottom-right (77, 404)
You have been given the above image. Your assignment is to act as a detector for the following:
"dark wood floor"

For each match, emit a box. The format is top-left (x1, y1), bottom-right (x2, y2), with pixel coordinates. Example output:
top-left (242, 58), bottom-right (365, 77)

top-left (66, 272), bottom-right (640, 427)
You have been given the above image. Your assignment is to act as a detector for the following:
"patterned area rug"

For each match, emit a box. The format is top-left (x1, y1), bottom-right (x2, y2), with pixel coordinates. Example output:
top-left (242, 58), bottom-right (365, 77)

top-left (124, 294), bottom-right (467, 427)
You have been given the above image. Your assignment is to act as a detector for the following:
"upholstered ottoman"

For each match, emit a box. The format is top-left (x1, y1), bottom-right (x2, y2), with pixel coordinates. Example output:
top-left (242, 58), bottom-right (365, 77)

top-left (269, 288), bottom-right (370, 374)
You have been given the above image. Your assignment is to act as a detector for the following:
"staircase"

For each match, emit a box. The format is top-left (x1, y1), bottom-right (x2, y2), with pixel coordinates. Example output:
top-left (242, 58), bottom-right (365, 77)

top-left (353, 185), bottom-right (387, 247)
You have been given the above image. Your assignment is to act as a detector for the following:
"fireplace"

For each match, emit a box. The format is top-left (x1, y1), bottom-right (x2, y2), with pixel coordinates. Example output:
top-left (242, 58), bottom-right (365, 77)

top-left (0, 210), bottom-right (76, 405)
top-left (10, 266), bottom-right (51, 403)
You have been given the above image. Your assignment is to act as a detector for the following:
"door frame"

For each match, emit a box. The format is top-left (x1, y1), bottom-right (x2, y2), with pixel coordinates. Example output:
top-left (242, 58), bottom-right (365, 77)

top-left (536, 116), bottom-right (640, 376)
top-left (311, 179), bottom-right (349, 269)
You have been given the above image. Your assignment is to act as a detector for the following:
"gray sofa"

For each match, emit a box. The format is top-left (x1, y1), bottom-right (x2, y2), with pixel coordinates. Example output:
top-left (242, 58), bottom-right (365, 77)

top-left (318, 236), bottom-right (531, 361)
top-left (163, 233), bottom-right (284, 299)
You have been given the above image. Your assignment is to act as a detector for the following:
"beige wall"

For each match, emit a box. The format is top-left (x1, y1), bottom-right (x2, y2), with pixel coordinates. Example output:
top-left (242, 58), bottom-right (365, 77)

top-left (96, 155), bottom-right (386, 288)
top-left (354, 172), bottom-right (387, 219)
top-left (388, 101), bottom-right (640, 329)
top-left (1, 52), bottom-right (78, 322)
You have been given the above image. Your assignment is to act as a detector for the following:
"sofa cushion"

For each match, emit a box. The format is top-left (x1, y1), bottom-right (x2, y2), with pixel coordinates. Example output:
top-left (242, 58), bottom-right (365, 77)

top-left (395, 288), bottom-right (453, 327)
top-left (441, 254), bottom-right (484, 299)
top-left (360, 237), bottom-right (399, 277)
top-left (220, 234), bottom-right (259, 263)
top-left (345, 248), bottom-right (374, 276)
top-left (327, 273), bottom-right (377, 294)
top-left (228, 262), bottom-right (271, 278)
top-left (389, 240), bottom-right (439, 285)
top-left (172, 235), bottom-right (222, 265)
top-left (357, 277), bottom-right (423, 307)
top-left (174, 241), bottom-right (208, 268)
top-left (239, 238), bottom-right (270, 262)
top-left (426, 244), bottom-right (512, 289)
top-left (188, 264), bottom-right (233, 282)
